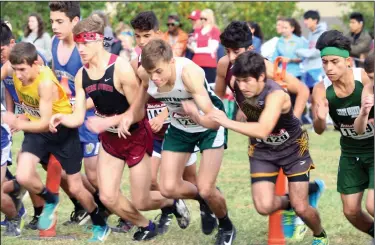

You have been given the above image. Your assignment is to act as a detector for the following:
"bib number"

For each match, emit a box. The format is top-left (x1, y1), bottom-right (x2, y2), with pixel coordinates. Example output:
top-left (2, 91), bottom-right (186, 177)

top-left (22, 103), bottom-right (40, 118)
top-left (94, 111), bottom-right (118, 133)
top-left (172, 112), bottom-right (199, 128)
top-left (340, 123), bottom-right (374, 140)
top-left (256, 129), bottom-right (290, 145)
top-left (69, 97), bottom-right (76, 106)
top-left (147, 104), bottom-right (170, 124)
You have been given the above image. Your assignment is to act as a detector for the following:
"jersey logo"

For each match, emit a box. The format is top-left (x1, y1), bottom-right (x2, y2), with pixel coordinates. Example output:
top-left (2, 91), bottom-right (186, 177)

top-left (104, 78), bottom-right (111, 82)
top-left (336, 106), bottom-right (360, 118)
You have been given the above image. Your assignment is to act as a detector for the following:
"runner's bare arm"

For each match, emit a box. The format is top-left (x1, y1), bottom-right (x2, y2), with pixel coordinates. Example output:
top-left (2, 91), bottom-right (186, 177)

top-left (16, 81), bottom-right (54, 132)
top-left (130, 58), bottom-right (142, 84)
top-left (183, 64), bottom-right (220, 129)
top-left (312, 82), bottom-right (328, 135)
top-left (125, 67), bottom-right (150, 123)
top-left (265, 59), bottom-right (309, 119)
top-left (211, 91), bottom-right (285, 138)
top-left (214, 56), bottom-right (229, 99)
top-left (59, 68), bottom-right (87, 128)
top-left (354, 81), bottom-right (374, 134)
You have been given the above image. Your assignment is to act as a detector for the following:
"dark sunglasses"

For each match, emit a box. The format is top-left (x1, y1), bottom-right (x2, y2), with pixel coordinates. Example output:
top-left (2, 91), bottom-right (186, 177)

top-left (167, 23), bottom-right (175, 27)
top-left (200, 18), bottom-right (207, 21)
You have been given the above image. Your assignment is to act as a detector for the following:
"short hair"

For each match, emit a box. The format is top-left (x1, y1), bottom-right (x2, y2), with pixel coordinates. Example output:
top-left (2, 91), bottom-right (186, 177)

top-left (232, 51), bottom-right (266, 80)
top-left (316, 30), bottom-right (351, 52)
top-left (49, 1), bottom-right (80, 21)
top-left (0, 20), bottom-right (14, 46)
top-left (364, 51), bottom-right (374, 74)
top-left (220, 21), bottom-right (252, 49)
top-left (131, 11), bottom-right (159, 32)
top-left (9, 42), bottom-right (38, 66)
top-left (303, 10), bottom-right (320, 23)
top-left (349, 12), bottom-right (364, 24)
top-left (141, 39), bottom-right (173, 70)
top-left (72, 14), bottom-right (105, 35)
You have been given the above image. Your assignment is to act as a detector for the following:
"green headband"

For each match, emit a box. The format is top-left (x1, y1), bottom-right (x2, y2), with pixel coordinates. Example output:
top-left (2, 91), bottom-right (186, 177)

top-left (320, 47), bottom-right (350, 58)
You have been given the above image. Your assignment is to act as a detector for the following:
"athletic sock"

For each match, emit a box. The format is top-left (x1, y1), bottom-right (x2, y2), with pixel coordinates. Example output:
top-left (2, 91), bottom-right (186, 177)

top-left (314, 229), bottom-right (327, 238)
top-left (367, 223), bottom-right (374, 238)
top-left (34, 206), bottom-right (43, 217)
top-left (70, 197), bottom-right (84, 211)
top-left (89, 207), bottom-right (106, 227)
top-left (93, 191), bottom-right (106, 212)
top-left (195, 193), bottom-right (206, 206)
top-left (218, 213), bottom-right (233, 231)
top-left (162, 200), bottom-right (177, 215)
top-left (37, 187), bottom-right (57, 204)
top-left (10, 179), bottom-right (21, 194)
top-left (284, 194), bottom-right (292, 210)
top-left (308, 182), bottom-right (319, 194)
top-left (142, 220), bottom-right (156, 231)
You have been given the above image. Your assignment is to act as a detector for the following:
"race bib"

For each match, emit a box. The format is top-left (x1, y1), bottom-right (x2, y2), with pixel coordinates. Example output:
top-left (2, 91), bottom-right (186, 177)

top-left (14, 102), bottom-right (25, 115)
top-left (340, 123), bottom-right (374, 140)
top-left (256, 128), bottom-right (290, 145)
top-left (172, 112), bottom-right (199, 128)
top-left (94, 111), bottom-right (118, 133)
top-left (146, 104), bottom-right (170, 124)
top-left (22, 103), bottom-right (41, 118)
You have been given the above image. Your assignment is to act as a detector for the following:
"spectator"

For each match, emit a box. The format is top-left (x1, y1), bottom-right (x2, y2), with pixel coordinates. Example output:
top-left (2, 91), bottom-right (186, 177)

top-left (261, 16), bottom-right (285, 59)
top-left (186, 9), bottom-right (202, 60)
top-left (296, 10), bottom-right (327, 93)
top-left (111, 22), bottom-right (139, 61)
top-left (22, 13), bottom-right (52, 63)
top-left (273, 18), bottom-right (306, 107)
top-left (163, 13), bottom-right (188, 57)
top-left (91, 10), bottom-right (114, 52)
top-left (247, 21), bottom-right (263, 53)
top-left (187, 8), bottom-right (220, 87)
top-left (345, 12), bottom-right (372, 67)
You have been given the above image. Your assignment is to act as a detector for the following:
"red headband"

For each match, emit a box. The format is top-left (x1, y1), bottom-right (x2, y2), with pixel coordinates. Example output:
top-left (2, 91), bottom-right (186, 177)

top-left (74, 32), bottom-right (104, 43)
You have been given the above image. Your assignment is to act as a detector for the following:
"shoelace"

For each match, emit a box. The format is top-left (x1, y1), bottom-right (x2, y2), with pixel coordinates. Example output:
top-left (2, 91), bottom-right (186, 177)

top-left (30, 215), bottom-right (39, 224)
top-left (69, 211), bottom-right (77, 222)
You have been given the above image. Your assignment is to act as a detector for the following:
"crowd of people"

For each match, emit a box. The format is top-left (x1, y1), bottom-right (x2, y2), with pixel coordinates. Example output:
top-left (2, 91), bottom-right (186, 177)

top-left (0, 2), bottom-right (374, 245)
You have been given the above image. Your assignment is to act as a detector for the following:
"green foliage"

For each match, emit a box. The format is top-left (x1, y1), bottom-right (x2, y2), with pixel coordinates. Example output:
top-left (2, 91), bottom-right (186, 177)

top-left (110, 2), bottom-right (297, 41)
top-left (0, 1), bottom-right (106, 40)
top-left (340, 2), bottom-right (374, 34)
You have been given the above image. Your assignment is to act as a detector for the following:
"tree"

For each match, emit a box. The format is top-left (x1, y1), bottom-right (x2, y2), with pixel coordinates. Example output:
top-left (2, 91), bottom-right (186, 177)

top-left (0, 2), bottom-right (106, 40)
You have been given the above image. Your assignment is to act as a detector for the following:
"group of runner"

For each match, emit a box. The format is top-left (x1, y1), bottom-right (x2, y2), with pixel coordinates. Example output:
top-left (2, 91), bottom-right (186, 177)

top-left (0, 2), bottom-right (373, 245)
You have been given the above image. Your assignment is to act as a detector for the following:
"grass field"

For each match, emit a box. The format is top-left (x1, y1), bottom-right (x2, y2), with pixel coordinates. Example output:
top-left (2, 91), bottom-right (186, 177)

top-left (1, 128), bottom-right (372, 245)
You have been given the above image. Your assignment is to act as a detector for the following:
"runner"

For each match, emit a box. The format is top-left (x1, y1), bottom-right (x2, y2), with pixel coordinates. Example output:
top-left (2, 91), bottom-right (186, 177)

top-left (130, 11), bottom-right (198, 234)
top-left (49, 14), bottom-right (190, 241)
top-left (3, 42), bottom-right (110, 242)
top-left (0, 103), bottom-right (25, 237)
top-left (216, 21), bottom-right (325, 240)
top-left (118, 39), bottom-right (236, 245)
top-left (49, 1), bottom-right (99, 225)
top-left (313, 30), bottom-right (374, 238)
top-left (215, 21), bottom-right (310, 121)
top-left (209, 50), bottom-right (328, 245)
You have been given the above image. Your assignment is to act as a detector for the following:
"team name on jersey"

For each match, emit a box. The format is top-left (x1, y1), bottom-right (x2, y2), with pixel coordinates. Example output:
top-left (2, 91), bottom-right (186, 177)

top-left (85, 84), bottom-right (113, 94)
top-left (158, 97), bottom-right (193, 107)
top-left (2, 77), bottom-right (13, 85)
top-left (18, 93), bottom-right (39, 106)
top-left (54, 70), bottom-right (75, 81)
top-left (336, 106), bottom-right (360, 118)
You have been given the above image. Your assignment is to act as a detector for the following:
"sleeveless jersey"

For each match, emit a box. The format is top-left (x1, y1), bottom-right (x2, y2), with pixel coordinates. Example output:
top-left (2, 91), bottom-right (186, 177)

top-left (13, 66), bottom-right (72, 121)
top-left (225, 62), bottom-right (234, 93)
top-left (147, 57), bottom-right (224, 133)
top-left (2, 50), bottom-right (47, 114)
top-left (82, 54), bottom-right (136, 133)
top-left (1, 103), bottom-right (11, 150)
top-left (52, 37), bottom-right (97, 142)
top-left (138, 55), bottom-right (169, 140)
top-left (324, 68), bottom-right (374, 156)
top-left (233, 79), bottom-right (304, 160)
